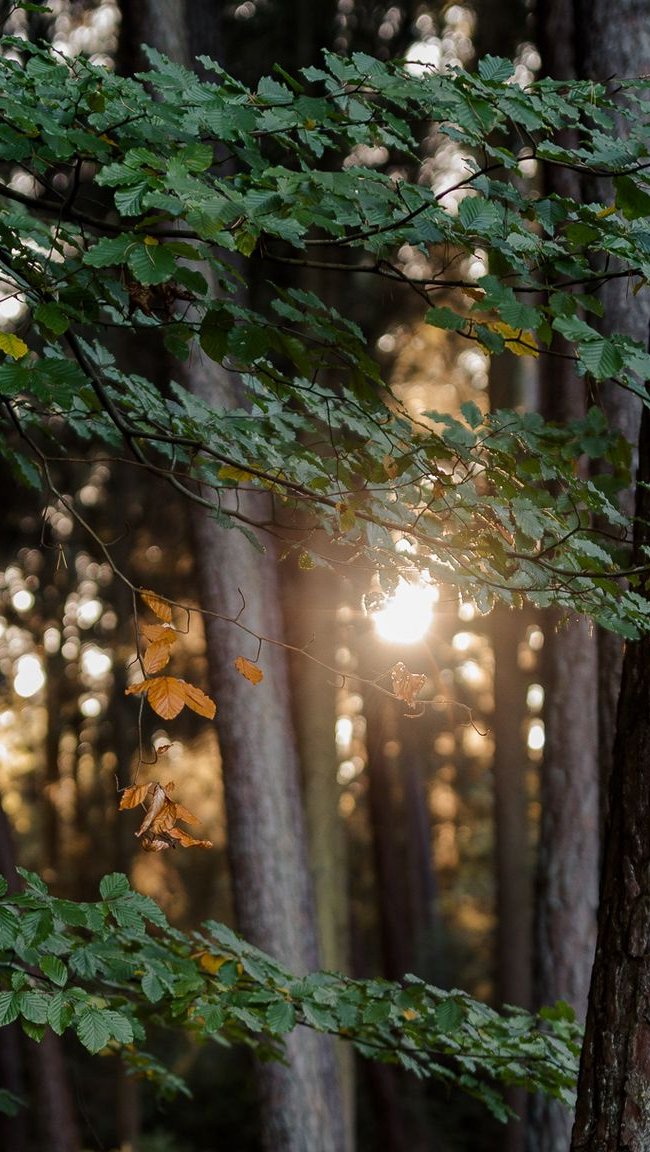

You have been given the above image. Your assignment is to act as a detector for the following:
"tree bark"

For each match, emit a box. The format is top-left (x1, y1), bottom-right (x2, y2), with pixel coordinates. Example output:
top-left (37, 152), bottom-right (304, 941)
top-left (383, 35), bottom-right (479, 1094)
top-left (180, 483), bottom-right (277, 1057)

top-left (571, 404), bottom-right (650, 1151)
top-left (118, 3), bottom-right (346, 1148)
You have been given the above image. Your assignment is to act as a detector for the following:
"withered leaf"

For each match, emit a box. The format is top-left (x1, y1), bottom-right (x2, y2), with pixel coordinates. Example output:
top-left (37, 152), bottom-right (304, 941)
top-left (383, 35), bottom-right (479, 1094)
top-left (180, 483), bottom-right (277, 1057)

top-left (182, 681), bottom-right (217, 720)
top-left (136, 782), bottom-right (172, 838)
top-left (126, 677), bottom-right (216, 721)
top-left (121, 779), bottom-right (211, 852)
top-left (140, 623), bottom-right (178, 646)
top-left (169, 827), bottom-right (213, 849)
top-left (391, 662), bottom-right (426, 709)
top-left (140, 589), bottom-right (173, 623)
top-left (119, 782), bottom-right (152, 810)
top-left (142, 639), bottom-right (174, 675)
top-left (125, 676), bottom-right (186, 719)
top-left (234, 656), bottom-right (264, 685)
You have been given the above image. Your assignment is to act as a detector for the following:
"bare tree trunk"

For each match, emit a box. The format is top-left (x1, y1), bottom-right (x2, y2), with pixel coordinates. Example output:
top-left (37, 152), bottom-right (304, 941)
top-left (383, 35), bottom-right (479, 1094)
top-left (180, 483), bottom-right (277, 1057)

top-left (571, 406), bottom-right (650, 1151)
top-left (573, 0), bottom-right (649, 830)
top-left (118, 3), bottom-right (346, 1147)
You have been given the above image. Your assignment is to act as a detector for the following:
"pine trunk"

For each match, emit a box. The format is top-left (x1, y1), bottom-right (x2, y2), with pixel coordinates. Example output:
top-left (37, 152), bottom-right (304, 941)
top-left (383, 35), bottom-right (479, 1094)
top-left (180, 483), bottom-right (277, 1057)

top-left (571, 408), bottom-right (650, 1149)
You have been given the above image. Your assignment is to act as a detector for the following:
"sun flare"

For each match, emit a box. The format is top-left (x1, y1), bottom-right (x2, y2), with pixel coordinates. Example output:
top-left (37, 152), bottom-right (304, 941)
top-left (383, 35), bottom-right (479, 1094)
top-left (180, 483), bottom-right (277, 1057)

top-left (372, 579), bottom-right (437, 645)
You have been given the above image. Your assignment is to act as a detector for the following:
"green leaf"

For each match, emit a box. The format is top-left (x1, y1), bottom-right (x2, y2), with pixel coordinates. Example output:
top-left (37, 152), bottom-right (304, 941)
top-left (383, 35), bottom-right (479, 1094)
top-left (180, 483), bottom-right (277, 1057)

top-left (127, 241), bottom-right (177, 285)
top-left (0, 904), bottom-right (19, 947)
top-left (141, 970), bottom-right (164, 1003)
top-left (114, 181), bottom-right (150, 217)
top-left (200, 308), bottom-right (234, 361)
top-left (47, 991), bottom-right (74, 1035)
top-left (39, 955), bottom-right (68, 987)
top-left (615, 174), bottom-right (650, 221)
top-left (0, 991), bottom-right (19, 1027)
top-left (17, 991), bottom-right (49, 1024)
top-left (434, 999), bottom-right (465, 1033)
top-left (99, 873), bottom-right (131, 901)
top-left (478, 55), bottom-right (515, 83)
top-left (425, 306), bottom-right (466, 332)
top-left (266, 1000), bottom-right (296, 1034)
top-left (0, 1089), bottom-right (26, 1117)
top-left (75, 1005), bottom-right (111, 1053)
top-left (34, 302), bottom-right (69, 336)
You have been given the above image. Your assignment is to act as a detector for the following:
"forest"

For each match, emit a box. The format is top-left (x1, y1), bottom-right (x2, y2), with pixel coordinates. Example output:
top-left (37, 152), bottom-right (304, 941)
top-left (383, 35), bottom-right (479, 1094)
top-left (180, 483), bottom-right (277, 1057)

top-left (0, 1), bottom-right (648, 1150)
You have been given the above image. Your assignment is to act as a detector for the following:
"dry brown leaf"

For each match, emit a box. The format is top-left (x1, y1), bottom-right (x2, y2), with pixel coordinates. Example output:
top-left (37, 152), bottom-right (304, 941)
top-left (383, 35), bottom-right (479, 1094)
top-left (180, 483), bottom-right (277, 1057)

top-left (173, 803), bottom-right (200, 827)
top-left (121, 777), bottom-right (210, 851)
top-left (168, 827), bottom-right (213, 849)
top-left (234, 656), bottom-right (264, 685)
top-left (140, 831), bottom-right (176, 852)
top-left (140, 589), bottom-right (173, 623)
top-left (182, 681), bottom-right (217, 719)
top-left (140, 623), bottom-right (178, 646)
top-left (144, 676), bottom-right (187, 720)
top-left (136, 782), bottom-right (172, 838)
top-left (391, 662), bottom-right (426, 709)
top-left (119, 782), bottom-right (152, 810)
top-left (142, 639), bottom-right (174, 675)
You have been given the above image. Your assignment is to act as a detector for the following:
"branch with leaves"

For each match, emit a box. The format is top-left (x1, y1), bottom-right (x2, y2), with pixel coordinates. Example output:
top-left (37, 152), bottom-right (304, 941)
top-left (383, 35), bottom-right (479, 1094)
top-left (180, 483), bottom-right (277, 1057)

top-left (0, 869), bottom-right (581, 1123)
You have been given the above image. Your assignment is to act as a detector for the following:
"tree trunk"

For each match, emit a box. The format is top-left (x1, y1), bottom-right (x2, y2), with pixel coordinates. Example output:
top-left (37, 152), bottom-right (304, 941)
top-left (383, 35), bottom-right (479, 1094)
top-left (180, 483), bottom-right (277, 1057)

top-left (571, 404), bottom-right (650, 1151)
top-left (573, 0), bottom-right (649, 831)
top-left (118, 3), bottom-right (346, 1148)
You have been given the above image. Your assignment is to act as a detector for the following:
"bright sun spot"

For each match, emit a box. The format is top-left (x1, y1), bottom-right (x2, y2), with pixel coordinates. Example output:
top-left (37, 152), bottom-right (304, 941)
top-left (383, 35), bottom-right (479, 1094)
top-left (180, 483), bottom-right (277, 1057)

top-left (13, 653), bottom-right (45, 698)
top-left (372, 580), bottom-right (437, 645)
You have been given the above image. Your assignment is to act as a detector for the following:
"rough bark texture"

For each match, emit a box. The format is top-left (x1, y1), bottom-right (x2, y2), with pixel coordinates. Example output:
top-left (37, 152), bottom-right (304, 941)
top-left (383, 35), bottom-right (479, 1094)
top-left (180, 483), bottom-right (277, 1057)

top-left (571, 407), bottom-right (650, 1151)
top-left (574, 0), bottom-right (650, 828)
top-left (119, 3), bottom-right (346, 1148)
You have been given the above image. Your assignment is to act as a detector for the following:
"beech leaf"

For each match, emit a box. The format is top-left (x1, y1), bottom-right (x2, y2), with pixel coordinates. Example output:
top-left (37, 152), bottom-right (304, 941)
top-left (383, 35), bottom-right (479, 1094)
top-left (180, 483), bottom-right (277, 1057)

top-left (391, 662), bottom-right (426, 709)
top-left (234, 656), bottom-right (264, 685)
top-left (140, 589), bottom-right (173, 623)
top-left (182, 681), bottom-right (217, 719)
top-left (119, 783), bottom-right (152, 810)
top-left (140, 623), bottom-right (178, 645)
top-left (143, 676), bottom-right (187, 719)
top-left (143, 640), bottom-right (174, 674)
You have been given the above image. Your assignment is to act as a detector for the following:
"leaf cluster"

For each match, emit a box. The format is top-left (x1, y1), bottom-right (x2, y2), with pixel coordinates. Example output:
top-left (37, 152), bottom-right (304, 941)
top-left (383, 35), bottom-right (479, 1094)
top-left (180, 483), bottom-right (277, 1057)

top-left (0, 870), bottom-right (581, 1120)
top-left (0, 39), bottom-right (648, 629)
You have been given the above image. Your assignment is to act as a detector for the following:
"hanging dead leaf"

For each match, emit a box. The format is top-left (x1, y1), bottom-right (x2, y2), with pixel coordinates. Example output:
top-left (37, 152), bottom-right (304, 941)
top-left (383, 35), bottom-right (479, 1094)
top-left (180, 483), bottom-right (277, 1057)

top-left (125, 676), bottom-right (186, 719)
top-left (136, 782), bottom-right (174, 838)
top-left (173, 803), bottom-right (200, 827)
top-left (140, 831), bottom-right (176, 852)
top-left (182, 681), bottom-right (217, 719)
top-left (142, 639), bottom-right (174, 675)
top-left (140, 589), bottom-right (173, 623)
top-left (126, 676), bottom-right (216, 720)
top-left (119, 782), bottom-right (152, 810)
top-left (234, 656), bottom-right (264, 685)
top-left (391, 662), bottom-right (426, 709)
top-left (168, 827), bottom-right (213, 849)
top-left (140, 623), bottom-right (178, 646)
top-left (121, 778), bottom-right (211, 851)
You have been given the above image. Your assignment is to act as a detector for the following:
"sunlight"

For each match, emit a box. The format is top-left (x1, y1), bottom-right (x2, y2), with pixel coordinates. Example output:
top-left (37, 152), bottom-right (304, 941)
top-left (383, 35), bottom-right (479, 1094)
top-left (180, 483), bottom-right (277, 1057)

top-left (372, 579), bottom-right (437, 645)
top-left (13, 653), bottom-right (45, 698)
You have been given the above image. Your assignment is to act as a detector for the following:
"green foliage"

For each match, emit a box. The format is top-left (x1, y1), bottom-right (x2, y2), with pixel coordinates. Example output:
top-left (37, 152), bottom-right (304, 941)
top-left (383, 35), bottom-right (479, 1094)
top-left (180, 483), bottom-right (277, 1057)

top-left (0, 38), bottom-right (648, 630)
top-left (0, 871), bottom-right (581, 1120)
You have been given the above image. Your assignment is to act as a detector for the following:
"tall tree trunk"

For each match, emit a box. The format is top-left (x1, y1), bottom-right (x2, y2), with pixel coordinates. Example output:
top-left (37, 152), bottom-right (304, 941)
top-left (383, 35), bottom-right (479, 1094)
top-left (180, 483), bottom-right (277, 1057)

top-left (570, 406), bottom-right (650, 1151)
top-left (118, 4), bottom-right (346, 1147)
top-left (573, 0), bottom-right (649, 828)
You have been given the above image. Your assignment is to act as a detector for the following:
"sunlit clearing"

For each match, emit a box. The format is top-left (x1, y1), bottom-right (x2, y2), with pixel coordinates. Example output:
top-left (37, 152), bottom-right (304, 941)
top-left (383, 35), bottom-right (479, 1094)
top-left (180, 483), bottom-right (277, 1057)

top-left (372, 580), bottom-right (436, 644)
top-left (14, 653), bottom-right (45, 698)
